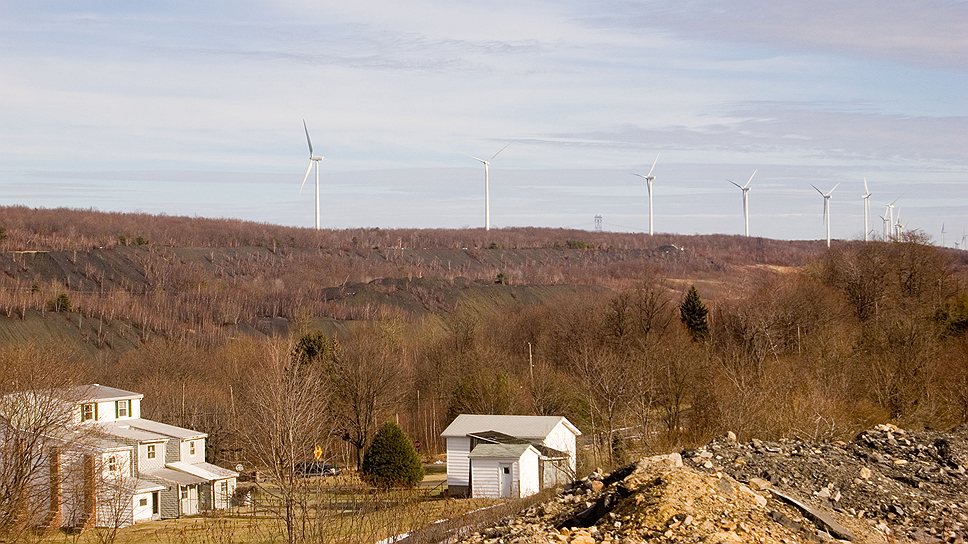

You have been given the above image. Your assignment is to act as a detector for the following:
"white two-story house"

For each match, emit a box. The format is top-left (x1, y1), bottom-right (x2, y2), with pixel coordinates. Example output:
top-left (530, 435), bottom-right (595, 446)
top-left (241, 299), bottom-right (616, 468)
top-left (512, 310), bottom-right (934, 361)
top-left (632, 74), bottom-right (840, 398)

top-left (22, 384), bottom-right (237, 528)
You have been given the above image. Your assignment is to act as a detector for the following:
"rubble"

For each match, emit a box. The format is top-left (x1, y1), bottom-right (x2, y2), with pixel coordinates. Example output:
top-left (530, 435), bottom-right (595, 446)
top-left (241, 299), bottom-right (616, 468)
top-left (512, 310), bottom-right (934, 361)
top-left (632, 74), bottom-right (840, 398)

top-left (452, 424), bottom-right (968, 544)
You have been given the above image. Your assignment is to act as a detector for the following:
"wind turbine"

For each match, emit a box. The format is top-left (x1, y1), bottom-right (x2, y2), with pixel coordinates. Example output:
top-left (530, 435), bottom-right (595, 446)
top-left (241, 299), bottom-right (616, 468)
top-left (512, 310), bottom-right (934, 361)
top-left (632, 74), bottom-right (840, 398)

top-left (894, 208), bottom-right (904, 240)
top-left (299, 119), bottom-right (325, 230)
top-left (862, 178), bottom-right (872, 242)
top-left (468, 143), bottom-right (511, 231)
top-left (632, 153), bottom-right (661, 236)
top-left (727, 169), bottom-right (756, 237)
top-left (941, 223), bottom-right (946, 247)
top-left (879, 214), bottom-right (890, 239)
top-left (885, 198), bottom-right (899, 240)
top-left (811, 183), bottom-right (839, 248)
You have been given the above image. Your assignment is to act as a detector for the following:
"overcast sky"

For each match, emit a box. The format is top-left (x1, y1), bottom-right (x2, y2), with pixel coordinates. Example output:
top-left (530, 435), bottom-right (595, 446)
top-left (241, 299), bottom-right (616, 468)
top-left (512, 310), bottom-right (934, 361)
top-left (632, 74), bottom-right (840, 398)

top-left (1, 1), bottom-right (966, 242)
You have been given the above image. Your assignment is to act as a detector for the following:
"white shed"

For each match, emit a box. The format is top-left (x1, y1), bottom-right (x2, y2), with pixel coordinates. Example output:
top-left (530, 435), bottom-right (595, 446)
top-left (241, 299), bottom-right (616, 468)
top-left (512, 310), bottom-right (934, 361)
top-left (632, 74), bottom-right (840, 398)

top-left (468, 443), bottom-right (541, 498)
top-left (441, 414), bottom-right (581, 497)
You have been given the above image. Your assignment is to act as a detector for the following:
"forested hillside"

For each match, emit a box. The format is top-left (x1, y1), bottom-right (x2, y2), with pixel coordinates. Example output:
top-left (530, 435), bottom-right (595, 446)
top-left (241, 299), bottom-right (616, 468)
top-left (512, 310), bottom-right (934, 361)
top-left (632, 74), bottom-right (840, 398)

top-left (1, 206), bottom-right (967, 473)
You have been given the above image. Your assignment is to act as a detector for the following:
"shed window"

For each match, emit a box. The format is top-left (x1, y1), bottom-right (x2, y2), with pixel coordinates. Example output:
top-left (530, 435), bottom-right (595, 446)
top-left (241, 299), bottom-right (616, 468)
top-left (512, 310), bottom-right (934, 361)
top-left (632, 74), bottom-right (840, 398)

top-left (81, 403), bottom-right (96, 421)
top-left (147, 445), bottom-right (156, 459)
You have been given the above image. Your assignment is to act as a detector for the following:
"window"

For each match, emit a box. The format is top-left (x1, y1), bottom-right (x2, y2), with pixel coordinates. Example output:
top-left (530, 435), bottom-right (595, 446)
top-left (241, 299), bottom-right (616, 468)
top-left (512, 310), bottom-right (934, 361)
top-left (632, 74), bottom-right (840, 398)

top-left (139, 498), bottom-right (148, 507)
top-left (147, 445), bottom-right (156, 459)
top-left (116, 399), bottom-right (130, 418)
top-left (180, 487), bottom-right (189, 500)
top-left (107, 455), bottom-right (118, 473)
top-left (219, 481), bottom-right (228, 496)
top-left (81, 403), bottom-right (96, 421)
top-left (503, 466), bottom-right (510, 474)
top-left (189, 441), bottom-right (196, 456)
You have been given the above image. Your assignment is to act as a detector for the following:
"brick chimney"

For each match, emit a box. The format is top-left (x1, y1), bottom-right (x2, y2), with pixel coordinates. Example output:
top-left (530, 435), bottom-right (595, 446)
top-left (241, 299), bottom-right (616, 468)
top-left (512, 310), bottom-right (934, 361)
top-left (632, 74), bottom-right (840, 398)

top-left (43, 447), bottom-right (63, 528)
top-left (80, 454), bottom-right (97, 529)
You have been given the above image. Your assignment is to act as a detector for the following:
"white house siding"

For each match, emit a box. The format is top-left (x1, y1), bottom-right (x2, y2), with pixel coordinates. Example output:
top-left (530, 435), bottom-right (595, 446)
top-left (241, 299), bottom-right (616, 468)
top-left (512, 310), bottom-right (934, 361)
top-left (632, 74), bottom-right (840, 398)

top-left (470, 449), bottom-right (540, 499)
top-left (470, 458), bottom-right (516, 499)
top-left (132, 492), bottom-right (154, 523)
top-left (179, 439), bottom-right (206, 464)
top-left (138, 442), bottom-right (166, 472)
top-left (446, 436), bottom-right (471, 493)
top-left (542, 423), bottom-right (578, 474)
top-left (212, 479), bottom-right (235, 509)
top-left (518, 449), bottom-right (540, 497)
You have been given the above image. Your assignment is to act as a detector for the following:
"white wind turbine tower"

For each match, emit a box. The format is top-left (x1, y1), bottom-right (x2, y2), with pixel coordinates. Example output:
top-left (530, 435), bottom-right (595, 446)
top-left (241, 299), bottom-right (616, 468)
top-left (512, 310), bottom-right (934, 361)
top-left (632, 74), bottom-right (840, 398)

top-left (941, 223), bottom-right (946, 247)
top-left (880, 213), bottom-right (890, 239)
top-left (812, 183), bottom-right (839, 248)
top-left (862, 178), bottom-right (873, 242)
top-left (894, 208), bottom-right (904, 240)
top-left (299, 119), bottom-right (325, 230)
top-left (885, 198), bottom-right (899, 240)
top-left (468, 143), bottom-right (511, 231)
top-left (632, 153), bottom-right (661, 236)
top-left (727, 169), bottom-right (756, 237)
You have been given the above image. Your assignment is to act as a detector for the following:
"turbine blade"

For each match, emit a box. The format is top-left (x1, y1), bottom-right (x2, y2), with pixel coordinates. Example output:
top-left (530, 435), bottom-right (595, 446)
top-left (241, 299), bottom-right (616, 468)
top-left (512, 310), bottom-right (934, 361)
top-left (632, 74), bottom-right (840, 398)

top-left (300, 160), bottom-right (313, 193)
top-left (489, 142), bottom-right (512, 161)
top-left (889, 196), bottom-right (900, 206)
top-left (811, 184), bottom-right (824, 196)
top-left (864, 177), bottom-right (870, 195)
top-left (303, 119), bottom-right (313, 156)
top-left (646, 153), bottom-right (660, 177)
top-left (631, 173), bottom-right (647, 179)
top-left (828, 183), bottom-right (840, 195)
top-left (745, 169), bottom-right (757, 188)
top-left (727, 179), bottom-right (743, 189)
top-left (466, 154), bottom-right (486, 163)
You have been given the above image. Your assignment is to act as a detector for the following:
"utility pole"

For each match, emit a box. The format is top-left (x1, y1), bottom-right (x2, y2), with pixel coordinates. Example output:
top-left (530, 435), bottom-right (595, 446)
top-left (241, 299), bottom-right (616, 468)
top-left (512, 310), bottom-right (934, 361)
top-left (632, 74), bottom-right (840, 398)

top-left (594, 215), bottom-right (603, 232)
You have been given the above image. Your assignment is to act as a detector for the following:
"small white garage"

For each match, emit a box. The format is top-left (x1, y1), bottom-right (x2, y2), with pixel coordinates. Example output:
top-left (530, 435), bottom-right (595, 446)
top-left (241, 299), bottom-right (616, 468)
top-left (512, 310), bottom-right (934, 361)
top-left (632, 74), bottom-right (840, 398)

top-left (468, 443), bottom-right (541, 499)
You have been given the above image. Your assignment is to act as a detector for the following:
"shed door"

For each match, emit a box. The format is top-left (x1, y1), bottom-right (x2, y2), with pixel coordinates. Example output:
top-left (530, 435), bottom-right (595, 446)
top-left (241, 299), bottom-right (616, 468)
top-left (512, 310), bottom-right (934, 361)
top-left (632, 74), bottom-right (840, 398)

top-left (499, 463), bottom-right (513, 497)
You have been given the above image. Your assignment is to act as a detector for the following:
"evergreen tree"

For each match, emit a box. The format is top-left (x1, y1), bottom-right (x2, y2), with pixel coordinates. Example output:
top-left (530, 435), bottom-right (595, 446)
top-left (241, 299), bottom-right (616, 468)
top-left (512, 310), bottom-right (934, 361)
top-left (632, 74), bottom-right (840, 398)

top-left (679, 285), bottom-right (709, 341)
top-left (361, 421), bottom-right (424, 488)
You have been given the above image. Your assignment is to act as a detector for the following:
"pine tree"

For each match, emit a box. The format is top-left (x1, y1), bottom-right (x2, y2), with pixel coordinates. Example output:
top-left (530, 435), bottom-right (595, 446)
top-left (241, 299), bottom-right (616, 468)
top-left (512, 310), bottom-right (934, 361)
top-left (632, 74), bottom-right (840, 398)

top-left (679, 285), bottom-right (709, 341)
top-left (361, 421), bottom-right (424, 488)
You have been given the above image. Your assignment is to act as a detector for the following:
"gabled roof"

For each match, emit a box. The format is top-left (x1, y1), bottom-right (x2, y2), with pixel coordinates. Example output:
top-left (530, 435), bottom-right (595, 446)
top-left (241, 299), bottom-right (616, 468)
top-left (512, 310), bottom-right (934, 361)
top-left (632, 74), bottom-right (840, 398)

top-left (468, 443), bottom-right (539, 459)
top-left (441, 414), bottom-right (581, 439)
top-left (69, 384), bottom-right (143, 403)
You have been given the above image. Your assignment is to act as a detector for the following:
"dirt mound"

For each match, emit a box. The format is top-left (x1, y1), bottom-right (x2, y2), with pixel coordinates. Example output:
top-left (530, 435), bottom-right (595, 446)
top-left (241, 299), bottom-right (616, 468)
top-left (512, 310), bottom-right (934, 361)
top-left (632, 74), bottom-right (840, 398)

top-left (454, 424), bottom-right (968, 544)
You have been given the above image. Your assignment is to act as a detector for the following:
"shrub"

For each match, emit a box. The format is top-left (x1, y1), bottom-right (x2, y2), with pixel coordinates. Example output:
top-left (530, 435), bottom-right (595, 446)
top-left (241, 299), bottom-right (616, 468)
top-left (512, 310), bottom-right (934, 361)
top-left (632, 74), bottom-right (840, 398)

top-left (47, 293), bottom-right (72, 312)
top-left (361, 422), bottom-right (423, 488)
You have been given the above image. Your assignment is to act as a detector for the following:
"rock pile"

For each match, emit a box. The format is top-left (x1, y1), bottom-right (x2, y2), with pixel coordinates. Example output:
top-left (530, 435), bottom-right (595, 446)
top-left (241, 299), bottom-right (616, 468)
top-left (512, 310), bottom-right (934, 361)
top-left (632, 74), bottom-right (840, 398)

top-left (453, 424), bottom-right (968, 544)
top-left (683, 423), bottom-right (968, 543)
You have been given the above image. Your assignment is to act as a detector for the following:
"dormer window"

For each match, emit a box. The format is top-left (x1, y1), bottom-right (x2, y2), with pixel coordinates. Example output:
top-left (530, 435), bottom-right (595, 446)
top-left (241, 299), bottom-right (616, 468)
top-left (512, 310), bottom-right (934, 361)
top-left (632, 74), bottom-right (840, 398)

top-left (116, 399), bottom-right (131, 418)
top-left (147, 445), bottom-right (156, 459)
top-left (81, 403), bottom-right (97, 421)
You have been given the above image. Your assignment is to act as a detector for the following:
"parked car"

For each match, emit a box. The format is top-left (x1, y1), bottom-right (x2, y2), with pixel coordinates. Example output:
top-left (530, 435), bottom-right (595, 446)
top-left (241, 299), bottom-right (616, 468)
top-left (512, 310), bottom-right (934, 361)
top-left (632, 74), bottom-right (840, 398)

top-left (295, 461), bottom-right (341, 477)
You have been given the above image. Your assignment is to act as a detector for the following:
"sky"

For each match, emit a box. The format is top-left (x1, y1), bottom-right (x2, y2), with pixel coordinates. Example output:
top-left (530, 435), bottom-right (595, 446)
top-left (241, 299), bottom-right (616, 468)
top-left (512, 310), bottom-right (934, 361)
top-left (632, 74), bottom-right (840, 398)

top-left (1, 1), bottom-right (967, 242)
